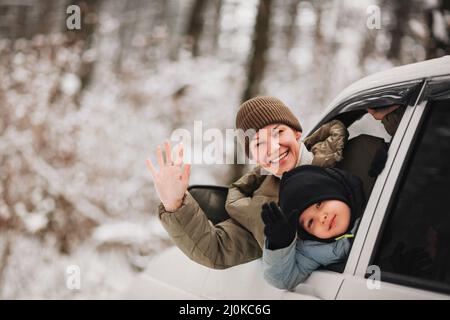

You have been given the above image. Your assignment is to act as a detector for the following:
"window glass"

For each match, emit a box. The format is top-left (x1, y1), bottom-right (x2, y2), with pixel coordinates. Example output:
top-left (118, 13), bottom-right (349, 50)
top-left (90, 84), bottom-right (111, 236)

top-left (373, 99), bottom-right (450, 291)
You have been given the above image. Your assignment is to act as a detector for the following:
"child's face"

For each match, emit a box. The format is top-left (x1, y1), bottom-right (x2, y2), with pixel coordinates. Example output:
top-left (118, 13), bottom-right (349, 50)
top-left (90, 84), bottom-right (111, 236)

top-left (249, 124), bottom-right (301, 176)
top-left (298, 200), bottom-right (351, 239)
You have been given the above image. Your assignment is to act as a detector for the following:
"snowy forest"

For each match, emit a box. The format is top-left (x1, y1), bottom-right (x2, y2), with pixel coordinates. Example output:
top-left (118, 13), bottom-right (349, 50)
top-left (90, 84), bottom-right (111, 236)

top-left (0, 0), bottom-right (449, 299)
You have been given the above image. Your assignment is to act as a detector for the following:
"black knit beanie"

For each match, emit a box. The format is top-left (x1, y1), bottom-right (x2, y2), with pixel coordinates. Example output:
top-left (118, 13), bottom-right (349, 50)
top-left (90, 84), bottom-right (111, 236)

top-left (278, 165), bottom-right (366, 243)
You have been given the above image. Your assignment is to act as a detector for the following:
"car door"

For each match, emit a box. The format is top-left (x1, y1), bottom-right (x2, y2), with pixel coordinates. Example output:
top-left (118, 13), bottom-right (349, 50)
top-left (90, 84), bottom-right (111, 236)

top-left (278, 79), bottom-right (428, 300)
top-left (337, 77), bottom-right (450, 299)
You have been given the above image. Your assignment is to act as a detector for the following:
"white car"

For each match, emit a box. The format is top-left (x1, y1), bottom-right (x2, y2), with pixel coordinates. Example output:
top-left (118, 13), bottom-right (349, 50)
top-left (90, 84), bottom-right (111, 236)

top-left (126, 56), bottom-right (450, 300)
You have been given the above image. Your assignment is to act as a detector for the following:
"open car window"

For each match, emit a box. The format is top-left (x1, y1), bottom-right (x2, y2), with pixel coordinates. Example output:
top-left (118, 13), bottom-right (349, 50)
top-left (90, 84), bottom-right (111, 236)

top-left (347, 112), bottom-right (392, 142)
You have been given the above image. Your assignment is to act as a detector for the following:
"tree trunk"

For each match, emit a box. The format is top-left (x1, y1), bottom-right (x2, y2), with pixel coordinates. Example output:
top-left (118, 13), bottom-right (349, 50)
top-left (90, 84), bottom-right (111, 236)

top-left (114, 1), bottom-right (135, 73)
top-left (3, 4), bottom-right (30, 40)
top-left (241, 0), bottom-right (272, 102)
top-left (36, 0), bottom-right (55, 36)
top-left (387, 0), bottom-right (411, 62)
top-left (0, 235), bottom-right (11, 298)
top-left (425, 0), bottom-right (450, 59)
top-left (284, 0), bottom-right (301, 52)
top-left (185, 0), bottom-right (208, 57)
top-left (65, 0), bottom-right (102, 96)
top-left (313, 2), bottom-right (324, 56)
top-left (310, 0), bottom-right (341, 106)
top-left (359, 31), bottom-right (377, 68)
top-left (212, 0), bottom-right (223, 54)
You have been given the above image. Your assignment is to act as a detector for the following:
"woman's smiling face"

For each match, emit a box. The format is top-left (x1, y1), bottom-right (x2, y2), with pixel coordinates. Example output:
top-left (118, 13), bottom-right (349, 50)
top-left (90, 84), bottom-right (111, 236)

top-left (298, 200), bottom-right (351, 239)
top-left (249, 124), bottom-right (301, 176)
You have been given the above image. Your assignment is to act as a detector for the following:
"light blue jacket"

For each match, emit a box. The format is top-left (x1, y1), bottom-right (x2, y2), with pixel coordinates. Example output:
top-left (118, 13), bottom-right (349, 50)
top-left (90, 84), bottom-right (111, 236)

top-left (262, 218), bottom-right (360, 290)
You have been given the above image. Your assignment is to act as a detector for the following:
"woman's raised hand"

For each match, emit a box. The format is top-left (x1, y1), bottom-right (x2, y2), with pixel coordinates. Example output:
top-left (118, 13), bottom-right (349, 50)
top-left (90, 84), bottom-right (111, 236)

top-left (146, 141), bottom-right (191, 212)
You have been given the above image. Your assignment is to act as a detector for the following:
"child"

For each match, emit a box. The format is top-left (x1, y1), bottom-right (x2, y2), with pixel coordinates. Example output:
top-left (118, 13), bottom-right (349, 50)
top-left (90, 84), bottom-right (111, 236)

top-left (261, 165), bottom-right (366, 290)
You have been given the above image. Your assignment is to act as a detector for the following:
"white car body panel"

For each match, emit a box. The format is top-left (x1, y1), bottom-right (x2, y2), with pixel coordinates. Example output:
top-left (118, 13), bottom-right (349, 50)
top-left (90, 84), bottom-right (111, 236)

top-left (123, 246), bottom-right (319, 300)
top-left (337, 276), bottom-right (450, 300)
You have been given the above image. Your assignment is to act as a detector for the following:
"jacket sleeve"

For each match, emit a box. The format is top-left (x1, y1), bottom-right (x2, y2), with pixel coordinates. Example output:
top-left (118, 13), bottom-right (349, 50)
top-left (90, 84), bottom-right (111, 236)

top-left (304, 120), bottom-right (349, 168)
top-left (381, 105), bottom-right (406, 136)
top-left (228, 165), bottom-right (266, 196)
top-left (158, 191), bottom-right (262, 269)
top-left (225, 165), bottom-right (270, 248)
top-left (262, 239), bottom-right (321, 291)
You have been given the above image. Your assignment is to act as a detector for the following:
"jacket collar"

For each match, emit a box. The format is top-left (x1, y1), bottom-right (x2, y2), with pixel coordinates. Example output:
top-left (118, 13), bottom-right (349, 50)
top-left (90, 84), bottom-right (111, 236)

top-left (297, 141), bottom-right (314, 167)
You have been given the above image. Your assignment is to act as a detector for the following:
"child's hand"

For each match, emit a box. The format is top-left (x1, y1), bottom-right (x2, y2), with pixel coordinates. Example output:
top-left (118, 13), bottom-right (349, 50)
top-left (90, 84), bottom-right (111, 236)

top-left (146, 141), bottom-right (191, 212)
top-left (261, 202), bottom-right (298, 250)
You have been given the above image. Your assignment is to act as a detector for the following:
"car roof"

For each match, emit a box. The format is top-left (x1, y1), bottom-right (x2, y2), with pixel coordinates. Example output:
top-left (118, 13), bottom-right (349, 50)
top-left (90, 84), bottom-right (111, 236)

top-left (324, 56), bottom-right (450, 115)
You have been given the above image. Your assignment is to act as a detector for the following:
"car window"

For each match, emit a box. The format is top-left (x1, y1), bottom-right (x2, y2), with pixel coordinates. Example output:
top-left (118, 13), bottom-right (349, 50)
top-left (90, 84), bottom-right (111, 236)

top-left (347, 113), bottom-right (391, 142)
top-left (371, 98), bottom-right (450, 294)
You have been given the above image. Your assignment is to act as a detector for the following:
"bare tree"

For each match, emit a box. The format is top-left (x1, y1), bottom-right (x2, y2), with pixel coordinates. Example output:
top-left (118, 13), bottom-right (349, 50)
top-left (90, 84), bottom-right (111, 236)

top-left (114, 1), bottom-right (136, 72)
top-left (313, 0), bottom-right (341, 107)
top-left (185, 0), bottom-right (208, 57)
top-left (211, 0), bottom-right (223, 54)
top-left (35, 0), bottom-right (56, 35)
top-left (359, 30), bottom-right (377, 68)
top-left (386, 0), bottom-right (411, 62)
top-left (65, 0), bottom-right (102, 96)
top-left (425, 0), bottom-right (450, 59)
top-left (284, 0), bottom-right (301, 52)
top-left (0, 3), bottom-right (33, 40)
top-left (313, 1), bottom-right (325, 55)
top-left (165, 0), bottom-right (182, 61)
top-left (241, 0), bottom-right (272, 102)
top-left (0, 235), bottom-right (11, 298)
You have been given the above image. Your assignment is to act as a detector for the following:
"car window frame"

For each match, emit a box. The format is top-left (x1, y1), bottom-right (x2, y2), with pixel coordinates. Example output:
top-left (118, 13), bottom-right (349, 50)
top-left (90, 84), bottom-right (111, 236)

top-left (365, 98), bottom-right (450, 295)
top-left (305, 80), bottom-right (426, 279)
top-left (352, 76), bottom-right (450, 295)
top-left (349, 87), bottom-right (427, 274)
top-left (297, 80), bottom-right (428, 295)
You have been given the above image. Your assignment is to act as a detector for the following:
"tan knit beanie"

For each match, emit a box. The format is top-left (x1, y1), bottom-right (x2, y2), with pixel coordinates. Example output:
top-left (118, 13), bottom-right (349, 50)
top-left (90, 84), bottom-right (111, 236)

top-left (236, 96), bottom-right (302, 134)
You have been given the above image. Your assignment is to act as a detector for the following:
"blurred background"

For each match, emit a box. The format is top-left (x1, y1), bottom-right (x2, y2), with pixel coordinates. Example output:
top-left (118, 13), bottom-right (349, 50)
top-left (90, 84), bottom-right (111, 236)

top-left (0, 0), bottom-right (449, 299)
